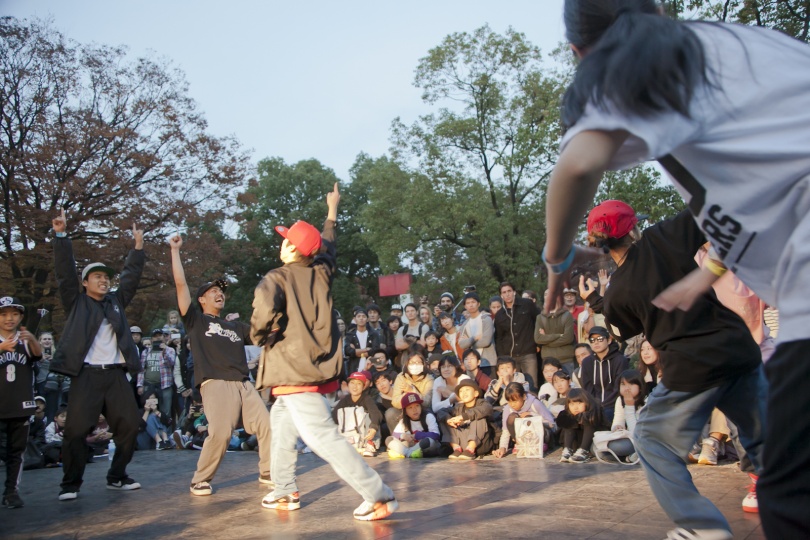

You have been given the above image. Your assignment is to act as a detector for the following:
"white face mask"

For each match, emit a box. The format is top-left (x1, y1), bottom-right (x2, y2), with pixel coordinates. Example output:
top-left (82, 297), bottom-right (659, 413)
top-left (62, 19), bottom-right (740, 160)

top-left (408, 364), bottom-right (424, 376)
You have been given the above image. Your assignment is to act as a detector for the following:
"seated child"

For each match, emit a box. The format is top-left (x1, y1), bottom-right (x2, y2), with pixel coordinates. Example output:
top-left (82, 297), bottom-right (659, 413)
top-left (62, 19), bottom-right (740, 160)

top-left (557, 389), bottom-right (603, 464)
top-left (493, 382), bottom-right (556, 458)
top-left (43, 407), bottom-right (67, 466)
top-left (548, 370), bottom-right (572, 418)
top-left (485, 356), bottom-right (530, 407)
top-left (538, 357), bottom-right (565, 409)
top-left (447, 379), bottom-right (496, 460)
top-left (386, 392), bottom-right (441, 459)
top-left (332, 371), bottom-right (383, 457)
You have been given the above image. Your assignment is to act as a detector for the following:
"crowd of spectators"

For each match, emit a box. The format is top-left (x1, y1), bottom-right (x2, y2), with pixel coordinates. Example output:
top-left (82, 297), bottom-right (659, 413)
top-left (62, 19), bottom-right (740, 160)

top-left (19, 274), bottom-right (776, 476)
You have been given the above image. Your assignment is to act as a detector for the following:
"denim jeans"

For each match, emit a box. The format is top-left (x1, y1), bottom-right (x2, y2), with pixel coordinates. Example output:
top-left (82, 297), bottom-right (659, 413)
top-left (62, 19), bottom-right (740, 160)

top-left (271, 392), bottom-right (394, 503)
top-left (634, 366), bottom-right (766, 532)
top-left (143, 382), bottom-right (173, 421)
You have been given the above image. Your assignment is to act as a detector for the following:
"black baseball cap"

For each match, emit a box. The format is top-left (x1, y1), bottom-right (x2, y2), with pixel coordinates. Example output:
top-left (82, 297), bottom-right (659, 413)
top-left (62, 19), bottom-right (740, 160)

top-left (588, 326), bottom-right (610, 338)
top-left (196, 279), bottom-right (228, 303)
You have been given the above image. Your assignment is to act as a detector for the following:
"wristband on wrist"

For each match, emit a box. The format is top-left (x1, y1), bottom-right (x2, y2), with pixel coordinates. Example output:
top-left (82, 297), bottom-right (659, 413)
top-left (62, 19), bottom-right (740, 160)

top-left (542, 245), bottom-right (575, 274)
top-left (704, 258), bottom-right (728, 277)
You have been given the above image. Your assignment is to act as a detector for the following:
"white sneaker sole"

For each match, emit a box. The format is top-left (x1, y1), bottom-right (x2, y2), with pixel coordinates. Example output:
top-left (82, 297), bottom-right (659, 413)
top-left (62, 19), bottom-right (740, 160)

top-left (354, 499), bottom-right (399, 521)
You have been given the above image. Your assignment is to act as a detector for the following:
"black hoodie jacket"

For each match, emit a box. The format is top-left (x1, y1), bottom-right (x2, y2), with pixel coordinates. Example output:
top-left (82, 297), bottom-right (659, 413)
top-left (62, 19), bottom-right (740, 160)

top-left (579, 343), bottom-right (628, 411)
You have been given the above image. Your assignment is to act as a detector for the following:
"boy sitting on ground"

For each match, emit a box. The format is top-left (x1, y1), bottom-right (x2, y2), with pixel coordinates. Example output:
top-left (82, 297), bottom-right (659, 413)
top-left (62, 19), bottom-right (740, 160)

top-left (332, 372), bottom-right (383, 457)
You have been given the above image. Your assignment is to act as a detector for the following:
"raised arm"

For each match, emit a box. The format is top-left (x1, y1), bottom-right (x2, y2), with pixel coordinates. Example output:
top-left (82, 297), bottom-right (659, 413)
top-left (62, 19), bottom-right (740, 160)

top-left (169, 234), bottom-right (192, 316)
top-left (52, 209), bottom-right (81, 310)
top-left (116, 223), bottom-right (146, 308)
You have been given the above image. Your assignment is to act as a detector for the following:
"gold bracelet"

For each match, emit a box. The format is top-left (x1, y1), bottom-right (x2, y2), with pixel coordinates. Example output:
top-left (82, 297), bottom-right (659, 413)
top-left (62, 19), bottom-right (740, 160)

top-left (704, 258), bottom-right (728, 277)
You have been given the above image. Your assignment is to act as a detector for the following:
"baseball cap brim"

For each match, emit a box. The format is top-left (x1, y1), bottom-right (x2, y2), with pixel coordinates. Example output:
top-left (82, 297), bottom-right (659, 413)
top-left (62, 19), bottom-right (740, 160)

top-left (82, 263), bottom-right (116, 281)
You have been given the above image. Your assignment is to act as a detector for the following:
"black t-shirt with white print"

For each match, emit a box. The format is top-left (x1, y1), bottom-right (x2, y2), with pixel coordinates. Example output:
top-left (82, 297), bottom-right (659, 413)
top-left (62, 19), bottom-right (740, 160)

top-left (603, 210), bottom-right (761, 393)
top-left (183, 303), bottom-right (251, 387)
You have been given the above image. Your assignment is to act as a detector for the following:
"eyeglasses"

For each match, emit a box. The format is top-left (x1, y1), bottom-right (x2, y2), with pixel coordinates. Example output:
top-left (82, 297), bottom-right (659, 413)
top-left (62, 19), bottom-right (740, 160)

top-left (589, 336), bottom-right (606, 343)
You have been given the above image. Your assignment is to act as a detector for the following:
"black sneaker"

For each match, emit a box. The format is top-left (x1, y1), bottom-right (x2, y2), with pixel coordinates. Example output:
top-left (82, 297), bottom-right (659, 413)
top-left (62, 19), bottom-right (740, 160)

top-left (58, 489), bottom-right (78, 501)
top-left (107, 477), bottom-right (141, 491)
top-left (3, 491), bottom-right (24, 508)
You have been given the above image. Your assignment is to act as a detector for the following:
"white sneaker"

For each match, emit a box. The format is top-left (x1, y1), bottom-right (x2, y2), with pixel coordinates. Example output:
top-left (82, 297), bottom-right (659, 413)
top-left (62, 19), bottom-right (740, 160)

top-left (697, 437), bottom-right (719, 465)
top-left (665, 528), bottom-right (732, 540)
top-left (189, 481), bottom-right (213, 496)
top-left (353, 498), bottom-right (398, 521)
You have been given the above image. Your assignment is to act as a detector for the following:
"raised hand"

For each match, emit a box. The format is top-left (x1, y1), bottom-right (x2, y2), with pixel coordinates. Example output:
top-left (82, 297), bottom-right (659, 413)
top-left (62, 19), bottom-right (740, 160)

top-left (0, 337), bottom-right (18, 352)
top-left (53, 208), bottom-right (66, 234)
top-left (132, 223), bottom-right (144, 250)
top-left (169, 234), bottom-right (183, 250)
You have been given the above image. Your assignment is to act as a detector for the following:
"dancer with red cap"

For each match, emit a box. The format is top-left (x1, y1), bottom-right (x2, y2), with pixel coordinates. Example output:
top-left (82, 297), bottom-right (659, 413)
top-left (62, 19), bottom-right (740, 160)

top-left (561, 201), bottom-right (767, 540)
top-left (251, 183), bottom-right (398, 521)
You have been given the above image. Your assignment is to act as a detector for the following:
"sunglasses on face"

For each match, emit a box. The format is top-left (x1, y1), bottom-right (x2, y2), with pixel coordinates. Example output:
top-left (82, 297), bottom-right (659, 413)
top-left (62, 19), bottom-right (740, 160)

top-left (589, 336), bottom-right (606, 343)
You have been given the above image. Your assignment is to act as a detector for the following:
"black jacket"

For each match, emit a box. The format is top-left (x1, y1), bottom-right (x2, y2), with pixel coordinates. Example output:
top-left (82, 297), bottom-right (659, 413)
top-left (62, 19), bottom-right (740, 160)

top-left (50, 238), bottom-right (145, 377)
top-left (579, 344), bottom-right (628, 411)
top-left (344, 327), bottom-right (381, 375)
top-left (494, 297), bottom-right (540, 357)
top-left (252, 220), bottom-right (342, 388)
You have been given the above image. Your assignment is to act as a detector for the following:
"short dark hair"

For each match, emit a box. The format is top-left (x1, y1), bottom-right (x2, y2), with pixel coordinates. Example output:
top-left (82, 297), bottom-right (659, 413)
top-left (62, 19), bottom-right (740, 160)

top-left (496, 356), bottom-right (517, 369)
top-left (499, 281), bottom-right (515, 293)
top-left (404, 302), bottom-right (417, 311)
top-left (541, 357), bottom-right (564, 370)
top-left (425, 330), bottom-right (440, 340)
top-left (523, 289), bottom-right (537, 300)
top-left (463, 349), bottom-right (481, 362)
top-left (386, 315), bottom-right (402, 327)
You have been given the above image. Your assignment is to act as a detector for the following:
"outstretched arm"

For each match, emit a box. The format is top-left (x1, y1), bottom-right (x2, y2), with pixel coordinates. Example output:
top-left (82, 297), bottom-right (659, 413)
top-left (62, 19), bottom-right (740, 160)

top-left (169, 235), bottom-right (192, 316)
top-left (543, 130), bottom-right (628, 313)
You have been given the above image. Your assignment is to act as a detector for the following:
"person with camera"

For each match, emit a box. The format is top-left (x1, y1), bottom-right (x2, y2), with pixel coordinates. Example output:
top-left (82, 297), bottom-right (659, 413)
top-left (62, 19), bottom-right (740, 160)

top-left (136, 328), bottom-right (176, 422)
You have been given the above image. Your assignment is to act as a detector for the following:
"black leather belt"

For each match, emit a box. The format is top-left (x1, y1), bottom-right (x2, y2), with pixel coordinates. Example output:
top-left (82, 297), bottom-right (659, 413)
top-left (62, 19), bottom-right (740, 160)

top-left (84, 363), bottom-right (124, 370)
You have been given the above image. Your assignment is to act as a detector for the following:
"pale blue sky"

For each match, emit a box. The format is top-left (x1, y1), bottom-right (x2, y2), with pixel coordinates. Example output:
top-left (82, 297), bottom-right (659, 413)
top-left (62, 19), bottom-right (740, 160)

top-left (4, 1), bottom-right (567, 181)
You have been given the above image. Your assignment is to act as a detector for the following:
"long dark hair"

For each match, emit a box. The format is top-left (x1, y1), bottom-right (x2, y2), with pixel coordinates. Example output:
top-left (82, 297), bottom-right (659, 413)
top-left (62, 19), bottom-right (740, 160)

top-left (619, 369), bottom-right (647, 410)
top-left (562, 0), bottom-right (713, 128)
top-left (400, 402), bottom-right (435, 434)
top-left (566, 388), bottom-right (603, 427)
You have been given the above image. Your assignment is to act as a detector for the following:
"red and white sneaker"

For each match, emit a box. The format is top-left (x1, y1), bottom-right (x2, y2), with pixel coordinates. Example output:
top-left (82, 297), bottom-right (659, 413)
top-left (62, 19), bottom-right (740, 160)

top-left (742, 473), bottom-right (758, 513)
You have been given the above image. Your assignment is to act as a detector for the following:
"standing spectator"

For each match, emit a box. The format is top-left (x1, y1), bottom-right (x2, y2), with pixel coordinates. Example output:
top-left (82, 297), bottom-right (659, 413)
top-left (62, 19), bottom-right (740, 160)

top-left (0, 296), bottom-right (42, 508)
top-left (50, 210), bottom-right (144, 501)
top-left (165, 310), bottom-right (186, 337)
top-left (137, 328), bottom-right (176, 421)
top-left (438, 312), bottom-right (463, 358)
top-left (580, 327), bottom-right (628, 425)
top-left (366, 304), bottom-right (393, 357)
top-left (561, 288), bottom-right (585, 333)
top-left (36, 332), bottom-right (55, 396)
top-left (435, 292), bottom-right (464, 327)
top-left (384, 316), bottom-right (402, 363)
top-left (488, 296), bottom-right (503, 318)
top-left (534, 293), bottom-right (576, 372)
top-left (169, 235), bottom-right (272, 497)
top-left (457, 292), bottom-right (496, 375)
top-left (129, 326), bottom-right (145, 355)
top-left (394, 304), bottom-right (429, 368)
top-left (344, 308), bottom-right (380, 375)
top-left (251, 184), bottom-right (397, 521)
top-left (494, 282), bottom-right (541, 390)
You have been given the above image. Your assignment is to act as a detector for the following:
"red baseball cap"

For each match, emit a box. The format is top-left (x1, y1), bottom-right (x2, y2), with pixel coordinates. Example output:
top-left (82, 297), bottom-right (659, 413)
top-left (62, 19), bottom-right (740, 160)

top-left (348, 371), bottom-right (369, 383)
top-left (400, 392), bottom-right (423, 409)
top-left (274, 221), bottom-right (322, 257)
top-left (587, 200), bottom-right (638, 239)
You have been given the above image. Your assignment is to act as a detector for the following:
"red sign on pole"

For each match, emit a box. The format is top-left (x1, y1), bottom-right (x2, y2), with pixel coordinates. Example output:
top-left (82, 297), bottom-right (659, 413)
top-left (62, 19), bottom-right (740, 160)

top-left (378, 273), bottom-right (412, 297)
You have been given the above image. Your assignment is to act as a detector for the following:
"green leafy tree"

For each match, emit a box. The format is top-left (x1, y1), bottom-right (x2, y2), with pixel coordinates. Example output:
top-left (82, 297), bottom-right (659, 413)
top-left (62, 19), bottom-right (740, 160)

top-left (227, 157), bottom-right (380, 319)
top-left (669, 1), bottom-right (810, 42)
